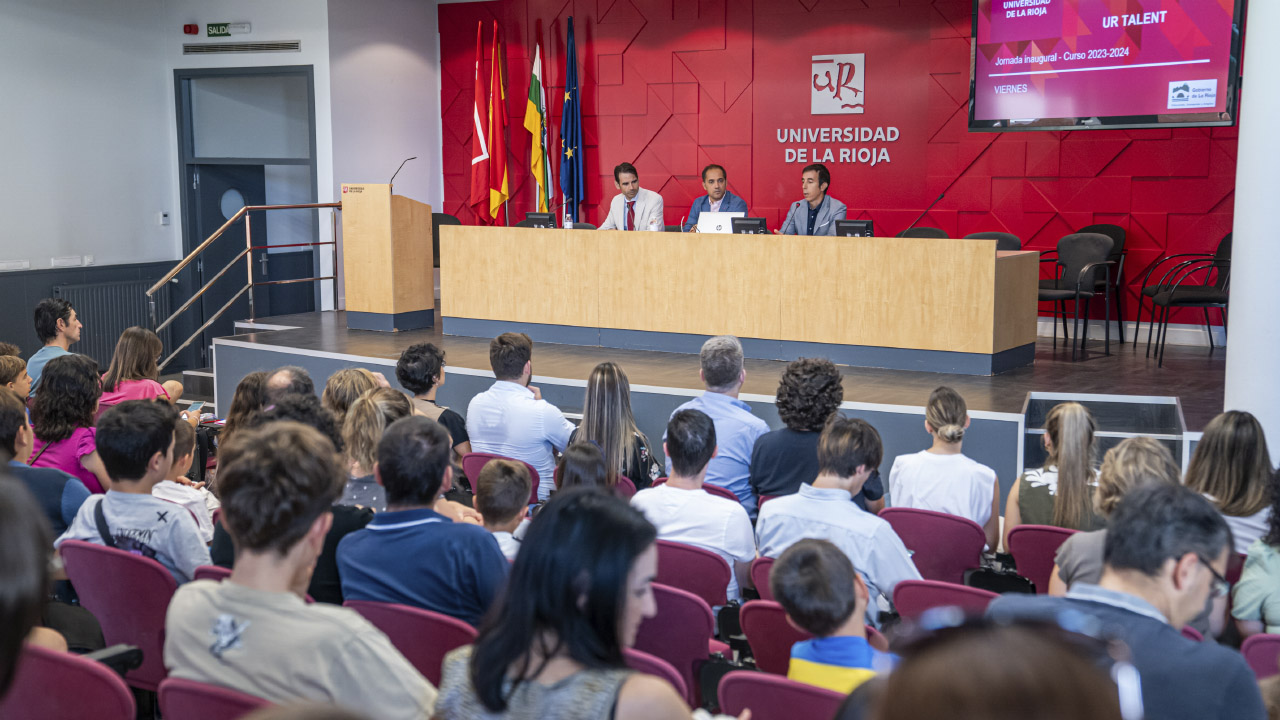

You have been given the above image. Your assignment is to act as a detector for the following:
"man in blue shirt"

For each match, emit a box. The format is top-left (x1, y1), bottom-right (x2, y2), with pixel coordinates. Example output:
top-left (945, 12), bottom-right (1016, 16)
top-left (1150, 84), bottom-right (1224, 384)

top-left (0, 387), bottom-right (88, 535)
top-left (665, 336), bottom-right (769, 517)
top-left (338, 415), bottom-right (508, 627)
top-left (27, 298), bottom-right (82, 398)
top-left (682, 164), bottom-right (749, 232)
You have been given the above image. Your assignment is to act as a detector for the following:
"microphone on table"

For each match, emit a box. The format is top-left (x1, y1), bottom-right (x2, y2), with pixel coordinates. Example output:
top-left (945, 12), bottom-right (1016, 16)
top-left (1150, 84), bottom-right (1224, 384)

top-left (903, 192), bottom-right (945, 234)
top-left (388, 156), bottom-right (418, 187)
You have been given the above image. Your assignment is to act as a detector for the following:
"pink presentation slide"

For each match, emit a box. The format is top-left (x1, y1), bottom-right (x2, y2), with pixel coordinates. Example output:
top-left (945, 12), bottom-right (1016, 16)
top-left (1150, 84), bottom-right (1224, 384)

top-left (973, 0), bottom-right (1236, 121)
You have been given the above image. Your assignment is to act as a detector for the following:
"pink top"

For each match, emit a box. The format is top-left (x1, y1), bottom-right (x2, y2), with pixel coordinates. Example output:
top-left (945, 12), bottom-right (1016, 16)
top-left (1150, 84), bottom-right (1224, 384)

top-left (98, 378), bottom-right (169, 409)
top-left (31, 427), bottom-right (103, 494)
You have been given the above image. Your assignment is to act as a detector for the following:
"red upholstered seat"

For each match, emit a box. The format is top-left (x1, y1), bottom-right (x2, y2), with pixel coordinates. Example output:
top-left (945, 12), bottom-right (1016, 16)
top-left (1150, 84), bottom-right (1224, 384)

top-left (0, 644), bottom-right (135, 720)
top-left (344, 600), bottom-right (478, 687)
top-left (879, 507), bottom-right (985, 584)
top-left (1007, 524), bottom-right (1079, 593)
top-left (718, 670), bottom-right (845, 720)
top-left (634, 583), bottom-right (725, 706)
top-left (157, 677), bottom-right (271, 720)
top-left (462, 452), bottom-right (540, 504)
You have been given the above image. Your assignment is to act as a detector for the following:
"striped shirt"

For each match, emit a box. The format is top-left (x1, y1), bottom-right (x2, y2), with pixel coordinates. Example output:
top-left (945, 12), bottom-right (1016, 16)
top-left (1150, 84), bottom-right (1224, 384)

top-left (787, 636), bottom-right (897, 694)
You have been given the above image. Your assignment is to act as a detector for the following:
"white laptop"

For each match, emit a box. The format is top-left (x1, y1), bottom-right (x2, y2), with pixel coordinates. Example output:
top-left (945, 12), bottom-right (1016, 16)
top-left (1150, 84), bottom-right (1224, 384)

top-left (696, 211), bottom-right (745, 234)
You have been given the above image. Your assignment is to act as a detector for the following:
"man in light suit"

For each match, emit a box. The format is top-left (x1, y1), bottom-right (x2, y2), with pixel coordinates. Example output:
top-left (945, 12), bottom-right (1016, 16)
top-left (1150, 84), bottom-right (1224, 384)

top-left (682, 164), bottom-right (749, 232)
top-left (778, 163), bottom-right (847, 236)
top-left (599, 162), bottom-right (665, 231)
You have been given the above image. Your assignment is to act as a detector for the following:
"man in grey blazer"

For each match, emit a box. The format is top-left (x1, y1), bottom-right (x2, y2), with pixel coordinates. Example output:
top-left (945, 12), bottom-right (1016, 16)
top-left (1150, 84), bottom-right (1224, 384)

top-left (778, 163), bottom-right (848, 236)
top-left (598, 162), bottom-right (665, 231)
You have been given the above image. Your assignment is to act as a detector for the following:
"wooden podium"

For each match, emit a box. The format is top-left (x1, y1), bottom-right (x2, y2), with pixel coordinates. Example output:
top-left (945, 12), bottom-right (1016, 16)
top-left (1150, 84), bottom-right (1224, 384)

top-left (340, 183), bottom-right (434, 331)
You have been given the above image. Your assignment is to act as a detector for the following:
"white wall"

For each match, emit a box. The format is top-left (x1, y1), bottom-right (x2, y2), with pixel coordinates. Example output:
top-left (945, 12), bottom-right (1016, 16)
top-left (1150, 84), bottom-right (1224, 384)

top-left (328, 0), bottom-right (445, 307)
top-left (0, 0), bottom-right (176, 269)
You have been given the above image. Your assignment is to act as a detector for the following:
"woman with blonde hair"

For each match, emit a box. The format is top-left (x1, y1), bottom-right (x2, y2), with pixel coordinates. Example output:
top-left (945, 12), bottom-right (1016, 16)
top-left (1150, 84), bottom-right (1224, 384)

top-left (322, 367), bottom-right (380, 429)
top-left (1185, 410), bottom-right (1274, 554)
top-left (1003, 401), bottom-right (1103, 550)
top-left (570, 362), bottom-right (659, 490)
top-left (1049, 437), bottom-right (1181, 596)
top-left (98, 327), bottom-right (184, 412)
top-left (888, 386), bottom-right (1000, 549)
top-left (340, 387), bottom-right (413, 511)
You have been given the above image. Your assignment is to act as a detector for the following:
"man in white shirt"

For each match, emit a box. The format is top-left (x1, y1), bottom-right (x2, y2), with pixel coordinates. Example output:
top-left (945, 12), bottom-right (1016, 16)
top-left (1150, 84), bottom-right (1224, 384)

top-left (632, 409), bottom-right (756, 602)
top-left (164, 421), bottom-right (436, 718)
top-left (598, 162), bottom-right (665, 231)
top-left (756, 416), bottom-right (920, 615)
top-left (465, 333), bottom-right (574, 501)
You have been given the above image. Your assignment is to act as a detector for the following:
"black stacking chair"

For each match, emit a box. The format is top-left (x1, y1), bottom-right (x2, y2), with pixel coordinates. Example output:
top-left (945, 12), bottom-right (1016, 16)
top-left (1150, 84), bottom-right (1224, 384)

top-left (1137, 232), bottom-right (1231, 356)
top-left (664, 225), bottom-right (683, 233)
top-left (897, 227), bottom-right (948, 239)
top-left (569, 222), bottom-right (597, 230)
top-left (513, 219), bottom-right (539, 228)
top-left (963, 231), bottom-right (1021, 252)
top-left (1144, 234), bottom-right (1231, 367)
top-left (1037, 233), bottom-right (1115, 361)
top-left (431, 213), bottom-right (461, 269)
top-left (1077, 224), bottom-right (1128, 344)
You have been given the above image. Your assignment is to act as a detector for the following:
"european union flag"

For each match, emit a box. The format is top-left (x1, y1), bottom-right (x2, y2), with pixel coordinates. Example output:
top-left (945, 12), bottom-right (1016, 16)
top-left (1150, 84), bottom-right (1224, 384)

top-left (559, 17), bottom-right (585, 223)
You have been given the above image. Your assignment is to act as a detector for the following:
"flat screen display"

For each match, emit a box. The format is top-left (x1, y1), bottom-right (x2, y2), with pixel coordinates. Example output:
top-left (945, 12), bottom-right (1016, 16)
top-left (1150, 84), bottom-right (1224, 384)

top-left (969, 0), bottom-right (1244, 131)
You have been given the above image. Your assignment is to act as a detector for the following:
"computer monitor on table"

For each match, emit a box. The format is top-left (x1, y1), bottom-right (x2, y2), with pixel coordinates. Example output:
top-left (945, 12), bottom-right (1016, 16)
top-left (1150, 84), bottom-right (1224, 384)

top-left (835, 220), bottom-right (874, 237)
top-left (732, 217), bottom-right (767, 235)
top-left (525, 212), bottom-right (555, 228)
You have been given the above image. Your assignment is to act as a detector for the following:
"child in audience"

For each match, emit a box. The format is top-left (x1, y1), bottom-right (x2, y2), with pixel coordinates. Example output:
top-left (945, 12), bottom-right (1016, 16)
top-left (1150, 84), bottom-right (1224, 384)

top-left (1185, 410), bottom-right (1274, 554)
top-left (97, 326), bottom-right (184, 413)
top-left (0, 342), bottom-right (20, 357)
top-left (475, 459), bottom-right (532, 561)
top-left (771, 538), bottom-right (897, 693)
top-left (555, 442), bottom-right (610, 492)
top-left (0, 356), bottom-right (31, 398)
top-left (888, 387), bottom-right (1000, 549)
top-left (55, 401), bottom-right (210, 584)
top-left (220, 371), bottom-right (267, 447)
top-left (151, 418), bottom-right (216, 543)
top-left (1003, 401), bottom-right (1103, 549)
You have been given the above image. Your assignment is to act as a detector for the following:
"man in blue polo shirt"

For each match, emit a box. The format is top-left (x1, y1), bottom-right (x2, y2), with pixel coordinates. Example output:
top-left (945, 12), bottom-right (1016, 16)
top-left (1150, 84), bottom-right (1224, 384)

top-left (337, 416), bottom-right (508, 627)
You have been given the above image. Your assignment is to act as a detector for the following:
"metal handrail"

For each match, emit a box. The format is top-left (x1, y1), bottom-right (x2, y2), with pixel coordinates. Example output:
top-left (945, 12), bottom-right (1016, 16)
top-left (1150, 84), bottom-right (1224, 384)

top-left (150, 201), bottom-right (342, 370)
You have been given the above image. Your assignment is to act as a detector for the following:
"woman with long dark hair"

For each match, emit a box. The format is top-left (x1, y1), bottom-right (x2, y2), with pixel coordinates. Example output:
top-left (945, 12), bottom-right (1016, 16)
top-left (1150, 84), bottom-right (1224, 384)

top-left (220, 371), bottom-right (268, 447)
top-left (98, 327), bottom-right (184, 412)
top-left (572, 363), bottom-right (659, 490)
top-left (432, 489), bottom-right (709, 719)
top-left (1185, 410), bottom-right (1275, 554)
top-left (30, 355), bottom-right (110, 493)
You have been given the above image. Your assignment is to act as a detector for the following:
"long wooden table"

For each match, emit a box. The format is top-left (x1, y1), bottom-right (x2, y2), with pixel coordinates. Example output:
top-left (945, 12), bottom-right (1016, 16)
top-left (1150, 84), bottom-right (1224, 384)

top-left (439, 227), bottom-right (1039, 375)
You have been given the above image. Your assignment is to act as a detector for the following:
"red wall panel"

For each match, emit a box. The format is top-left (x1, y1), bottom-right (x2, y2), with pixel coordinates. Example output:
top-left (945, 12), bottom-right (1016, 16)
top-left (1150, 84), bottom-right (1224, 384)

top-left (438, 0), bottom-right (1237, 323)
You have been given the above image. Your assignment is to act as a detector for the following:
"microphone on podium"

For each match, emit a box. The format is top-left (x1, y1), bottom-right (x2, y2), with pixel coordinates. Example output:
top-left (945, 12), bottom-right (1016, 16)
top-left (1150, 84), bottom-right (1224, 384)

top-left (903, 192), bottom-right (945, 234)
top-left (388, 156), bottom-right (418, 187)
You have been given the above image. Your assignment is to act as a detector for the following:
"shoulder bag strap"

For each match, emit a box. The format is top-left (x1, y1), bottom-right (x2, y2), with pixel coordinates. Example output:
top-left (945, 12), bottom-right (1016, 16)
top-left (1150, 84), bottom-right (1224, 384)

top-left (93, 499), bottom-right (118, 549)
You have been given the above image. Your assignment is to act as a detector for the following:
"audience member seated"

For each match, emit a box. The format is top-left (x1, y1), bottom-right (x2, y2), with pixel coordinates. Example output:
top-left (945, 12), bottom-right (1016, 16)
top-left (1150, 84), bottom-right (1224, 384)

top-left (556, 442), bottom-right (610, 492)
top-left (665, 336), bottom-right (769, 516)
top-left (210, 393), bottom-right (373, 605)
top-left (772, 538), bottom-right (896, 693)
top-left (750, 358), bottom-right (882, 511)
top-left (26, 298), bottom-right (82, 398)
top-left (864, 622), bottom-right (1126, 720)
top-left (397, 343), bottom-right (471, 465)
top-left (1051, 437), bottom-right (1181, 595)
top-left (55, 401), bottom-right (209, 584)
top-left (1185, 410), bottom-right (1274, 554)
top-left (0, 342), bottom-right (19, 357)
top-left (164, 421), bottom-right (436, 717)
top-left (475, 459), bottom-right (532, 561)
top-left (756, 416), bottom-right (920, 618)
top-left (433, 489), bottom-right (698, 720)
top-left (321, 367), bottom-right (381, 430)
top-left (889, 386), bottom-right (1000, 548)
top-left (632, 409), bottom-right (755, 601)
top-left (988, 483), bottom-right (1266, 720)
top-left (341, 387), bottom-right (413, 511)
top-left (30, 354), bottom-right (111, 493)
top-left (0, 355), bottom-right (31, 398)
top-left (1232, 469), bottom-right (1280, 638)
top-left (337, 416), bottom-right (508, 627)
top-left (0, 388), bottom-right (89, 535)
top-left (151, 418), bottom-right (216, 544)
top-left (243, 706), bottom-right (375, 720)
top-left (1003, 401), bottom-right (1103, 549)
top-left (220, 370), bottom-right (268, 447)
top-left (570, 362), bottom-right (660, 491)
top-left (466, 333), bottom-right (574, 502)
top-left (97, 327), bottom-right (184, 413)
top-left (265, 365), bottom-right (315, 403)
top-left (0, 476), bottom-right (65, 701)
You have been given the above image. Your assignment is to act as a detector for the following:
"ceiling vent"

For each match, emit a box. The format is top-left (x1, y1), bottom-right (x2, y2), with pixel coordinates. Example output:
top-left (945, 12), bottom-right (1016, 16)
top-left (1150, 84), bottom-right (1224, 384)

top-left (183, 41), bottom-right (301, 55)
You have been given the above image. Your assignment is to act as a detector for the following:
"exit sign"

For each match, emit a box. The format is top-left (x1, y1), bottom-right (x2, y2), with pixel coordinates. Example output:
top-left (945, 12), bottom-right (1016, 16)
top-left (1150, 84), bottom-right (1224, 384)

top-left (207, 23), bottom-right (229, 37)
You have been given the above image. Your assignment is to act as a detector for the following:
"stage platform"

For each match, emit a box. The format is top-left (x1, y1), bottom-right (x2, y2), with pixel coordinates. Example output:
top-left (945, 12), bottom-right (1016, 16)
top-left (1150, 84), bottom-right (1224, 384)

top-left (211, 309), bottom-right (1225, 509)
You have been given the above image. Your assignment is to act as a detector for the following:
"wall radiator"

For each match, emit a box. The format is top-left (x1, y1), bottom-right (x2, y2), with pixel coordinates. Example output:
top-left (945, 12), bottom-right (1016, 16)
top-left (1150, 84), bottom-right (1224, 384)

top-left (52, 281), bottom-right (173, 371)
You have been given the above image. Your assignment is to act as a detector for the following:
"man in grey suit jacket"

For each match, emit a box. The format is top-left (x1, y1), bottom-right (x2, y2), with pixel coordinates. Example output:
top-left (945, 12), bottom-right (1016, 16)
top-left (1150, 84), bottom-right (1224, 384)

top-left (778, 163), bottom-right (847, 236)
top-left (599, 162), bottom-right (665, 231)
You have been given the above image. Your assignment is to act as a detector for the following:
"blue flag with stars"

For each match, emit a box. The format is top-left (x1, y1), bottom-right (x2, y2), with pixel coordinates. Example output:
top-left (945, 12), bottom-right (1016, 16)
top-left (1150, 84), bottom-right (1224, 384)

top-left (559, 17), bottom-right (585, 223)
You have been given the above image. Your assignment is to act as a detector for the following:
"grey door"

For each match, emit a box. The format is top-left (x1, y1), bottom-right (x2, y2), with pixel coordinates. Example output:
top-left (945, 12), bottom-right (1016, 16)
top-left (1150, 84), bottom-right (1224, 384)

top-left (190, 164), bottom-right (268, 352)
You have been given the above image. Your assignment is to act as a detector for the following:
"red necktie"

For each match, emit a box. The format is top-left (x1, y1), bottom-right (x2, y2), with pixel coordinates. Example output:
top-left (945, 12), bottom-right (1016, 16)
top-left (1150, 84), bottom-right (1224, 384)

top-left (626, 201), bottom-right (635, 231)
